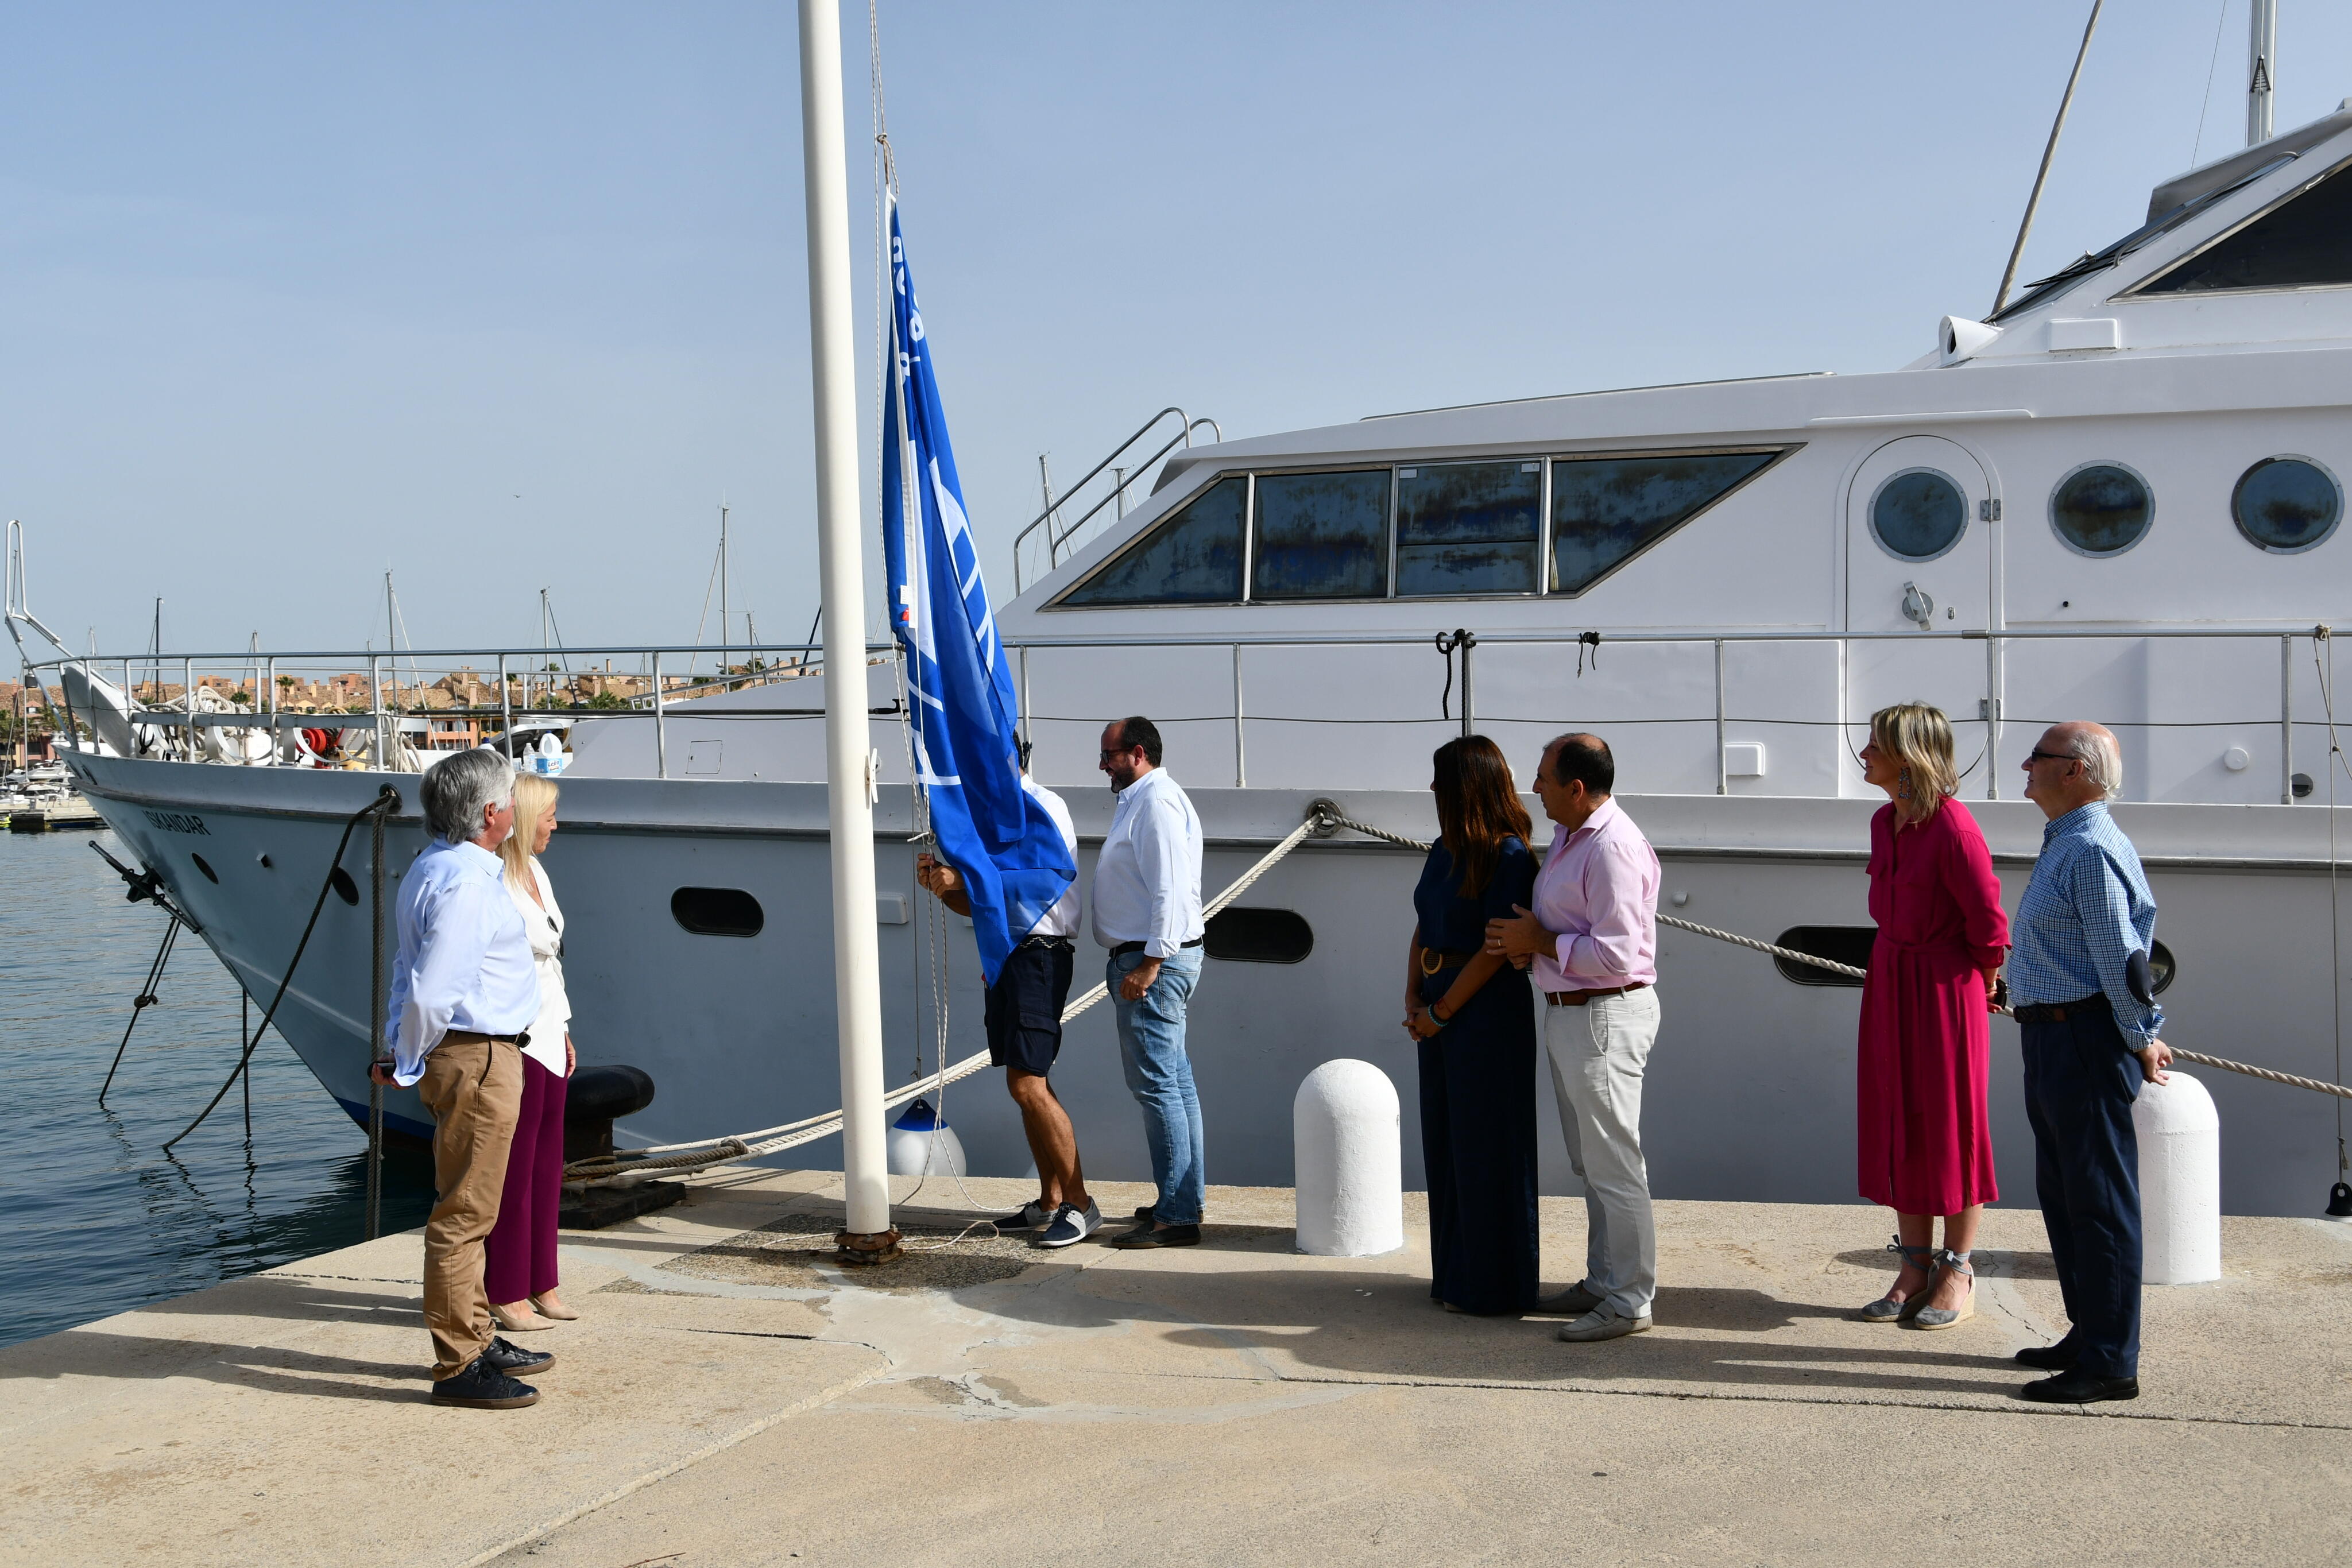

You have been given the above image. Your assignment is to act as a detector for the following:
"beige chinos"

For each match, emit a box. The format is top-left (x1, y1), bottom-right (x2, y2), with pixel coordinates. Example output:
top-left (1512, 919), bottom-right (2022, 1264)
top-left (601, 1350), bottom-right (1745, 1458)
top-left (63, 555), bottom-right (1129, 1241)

top-left (1544, 986), bottom-right (1661, 1319)
top-left (417, 1032), bottom-right (525, 1380)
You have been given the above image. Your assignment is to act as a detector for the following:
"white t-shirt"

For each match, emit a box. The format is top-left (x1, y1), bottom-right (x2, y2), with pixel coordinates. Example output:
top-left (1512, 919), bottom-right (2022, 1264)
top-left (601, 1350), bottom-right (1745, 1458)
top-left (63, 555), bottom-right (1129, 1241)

top-left (1023, 776), bottom-right (1082, 939)
top-left (503, 858), bottom-right (572, 1075)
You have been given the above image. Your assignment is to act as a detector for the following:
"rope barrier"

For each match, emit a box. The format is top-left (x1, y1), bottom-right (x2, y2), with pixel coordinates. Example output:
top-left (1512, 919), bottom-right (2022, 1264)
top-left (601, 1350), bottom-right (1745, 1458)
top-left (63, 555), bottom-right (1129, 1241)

top-left (1314, 812), bottom-right (2352, 1103)
top-left (565, 809), bottom-right (1328, 1186)
top-left (566, 801), bottom-right (2352, 1187)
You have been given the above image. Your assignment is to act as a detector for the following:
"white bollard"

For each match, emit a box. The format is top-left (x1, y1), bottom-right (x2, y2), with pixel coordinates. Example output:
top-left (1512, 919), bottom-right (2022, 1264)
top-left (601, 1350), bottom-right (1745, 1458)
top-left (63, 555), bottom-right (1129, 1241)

top-left (1293, 1059), bottom-right (1403, 1256)
top-left (2134, 1070), bottom-right (2221, 1285)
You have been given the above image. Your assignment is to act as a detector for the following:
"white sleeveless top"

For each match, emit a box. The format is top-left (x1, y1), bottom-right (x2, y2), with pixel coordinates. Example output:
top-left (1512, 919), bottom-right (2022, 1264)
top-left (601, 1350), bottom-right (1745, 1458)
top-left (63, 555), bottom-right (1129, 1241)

top-left (504, 858), bottom-right (572, 1075)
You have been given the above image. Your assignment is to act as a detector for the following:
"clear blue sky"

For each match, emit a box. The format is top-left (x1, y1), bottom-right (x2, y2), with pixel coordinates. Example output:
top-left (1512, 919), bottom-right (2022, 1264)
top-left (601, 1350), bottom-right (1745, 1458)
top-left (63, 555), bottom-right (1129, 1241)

top-left (4, 2), bottom-right (2346, 663)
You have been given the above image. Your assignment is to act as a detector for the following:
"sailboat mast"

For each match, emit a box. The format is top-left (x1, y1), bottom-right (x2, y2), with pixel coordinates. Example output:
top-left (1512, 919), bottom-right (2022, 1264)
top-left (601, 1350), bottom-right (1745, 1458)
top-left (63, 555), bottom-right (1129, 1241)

top-left (2247, 0), bottom-right (2277, 146)
top-left (719, 502), bottom-right (731, 680)
top-left (797, 0), bottom-right (891, 1250)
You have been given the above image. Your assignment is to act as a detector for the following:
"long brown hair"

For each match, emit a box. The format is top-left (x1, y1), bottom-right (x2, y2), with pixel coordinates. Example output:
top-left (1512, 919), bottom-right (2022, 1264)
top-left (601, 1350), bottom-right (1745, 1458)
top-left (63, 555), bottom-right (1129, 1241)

top-left (1431, 735), bottom-right (1533, 897)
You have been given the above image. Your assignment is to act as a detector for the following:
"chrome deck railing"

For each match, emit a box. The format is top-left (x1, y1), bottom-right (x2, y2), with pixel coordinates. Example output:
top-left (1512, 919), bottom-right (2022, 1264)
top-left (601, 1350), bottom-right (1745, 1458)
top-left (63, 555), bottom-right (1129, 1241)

top-left (19, 622), bottom-right (2341, 803)
top-left (1009, 406), bottom-right (1221, 593)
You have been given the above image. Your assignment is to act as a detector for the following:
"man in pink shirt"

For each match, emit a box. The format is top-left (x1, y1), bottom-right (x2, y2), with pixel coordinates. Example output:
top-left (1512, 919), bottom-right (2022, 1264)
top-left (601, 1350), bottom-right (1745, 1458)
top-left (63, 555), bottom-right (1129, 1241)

top-left (1487, 733), bottom-right (1662, 1343)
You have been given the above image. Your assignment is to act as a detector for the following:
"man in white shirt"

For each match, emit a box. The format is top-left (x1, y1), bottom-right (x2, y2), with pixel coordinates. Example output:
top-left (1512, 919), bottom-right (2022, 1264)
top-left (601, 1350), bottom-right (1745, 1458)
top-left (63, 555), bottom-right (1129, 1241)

top-left (371, 747), bottom-right (551, 1409)
top-left (915, 748), bottom-right (1098, 1247)
top-left (1090, 715), bottom-right (1209, 1247)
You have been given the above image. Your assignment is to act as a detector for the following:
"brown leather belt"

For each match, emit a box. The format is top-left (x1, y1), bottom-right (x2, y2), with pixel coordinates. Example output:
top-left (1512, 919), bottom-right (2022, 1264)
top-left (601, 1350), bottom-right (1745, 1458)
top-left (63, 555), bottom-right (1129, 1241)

top-left (1419, 947), bottom-right (1481, 975)
top-left (1545, 981), bottom-right (1651, 1007)
top-left (2013, 995), bottom-right (2100, 1025)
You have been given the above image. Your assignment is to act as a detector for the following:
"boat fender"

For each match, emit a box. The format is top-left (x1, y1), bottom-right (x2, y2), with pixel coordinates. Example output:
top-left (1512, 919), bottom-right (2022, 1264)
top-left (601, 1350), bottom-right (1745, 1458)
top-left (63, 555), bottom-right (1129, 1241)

top-left (886, 1095), bottom-right (966, 1178)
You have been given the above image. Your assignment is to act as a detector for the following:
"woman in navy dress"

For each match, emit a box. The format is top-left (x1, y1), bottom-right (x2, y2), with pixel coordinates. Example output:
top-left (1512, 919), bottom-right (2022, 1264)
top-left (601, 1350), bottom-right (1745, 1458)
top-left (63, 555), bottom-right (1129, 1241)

top-left (1403, 734), bottom-right (1541, 1315)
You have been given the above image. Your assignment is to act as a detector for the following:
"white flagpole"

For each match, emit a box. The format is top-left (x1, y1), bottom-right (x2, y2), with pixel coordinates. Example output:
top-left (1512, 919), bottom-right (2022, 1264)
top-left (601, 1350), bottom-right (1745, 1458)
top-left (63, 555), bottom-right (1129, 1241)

top-left (798, 0), bottom-right (893, 1252)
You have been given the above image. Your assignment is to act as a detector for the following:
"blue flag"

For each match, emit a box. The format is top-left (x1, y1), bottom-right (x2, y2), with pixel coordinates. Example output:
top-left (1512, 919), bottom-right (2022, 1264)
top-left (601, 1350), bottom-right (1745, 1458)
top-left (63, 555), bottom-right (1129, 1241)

top-left (880, 191), bottom-right (1076, 987)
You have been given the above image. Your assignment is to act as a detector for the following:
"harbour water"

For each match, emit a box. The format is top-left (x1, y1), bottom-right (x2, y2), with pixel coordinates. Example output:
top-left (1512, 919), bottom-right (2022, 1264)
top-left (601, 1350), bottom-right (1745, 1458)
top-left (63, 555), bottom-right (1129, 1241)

top-left (0, 830), bottom-right (434, 1349)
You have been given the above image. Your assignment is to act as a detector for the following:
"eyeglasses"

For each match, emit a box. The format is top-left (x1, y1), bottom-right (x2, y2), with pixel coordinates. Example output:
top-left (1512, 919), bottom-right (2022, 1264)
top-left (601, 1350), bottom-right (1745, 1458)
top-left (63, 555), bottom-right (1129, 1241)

top-left (1098, 746), bottom-right (1140, 761)
top-left (2024, 749), bottom-right (2078, 766)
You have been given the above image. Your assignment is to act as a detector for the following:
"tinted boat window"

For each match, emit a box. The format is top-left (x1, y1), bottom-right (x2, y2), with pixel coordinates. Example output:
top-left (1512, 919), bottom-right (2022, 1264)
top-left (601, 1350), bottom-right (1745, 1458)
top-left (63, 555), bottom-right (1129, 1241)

top-left (1773, 926), bottom-right (1873, 988)
top-left (2050, 463), bottom-right (2153, 556)
top-left (2138, 158), bottom-right (2352, 295)
top-left (1870, 470), bottom-right (1968, 562)
top-left (2233, 457), bottom-right (2341, 553)
top-left (1550, 450), bottom-right (1782, 594)
top-left (1204, 906), bottom-right (1314, 964)
top-left (1395, 460), bottom-right (1541, 597)
top-left (1060, 476), bottom-right (1247, 606)
top-left (1251, 469), bottom-right (1391, 599)
top-left (671, 887), bottom-right (764, 938)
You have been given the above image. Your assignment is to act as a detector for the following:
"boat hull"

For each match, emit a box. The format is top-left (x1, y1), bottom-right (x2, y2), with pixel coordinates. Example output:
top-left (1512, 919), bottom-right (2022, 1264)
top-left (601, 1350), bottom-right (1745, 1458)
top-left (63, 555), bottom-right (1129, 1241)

top-left (65, 751), bottom-right (2351, 1218)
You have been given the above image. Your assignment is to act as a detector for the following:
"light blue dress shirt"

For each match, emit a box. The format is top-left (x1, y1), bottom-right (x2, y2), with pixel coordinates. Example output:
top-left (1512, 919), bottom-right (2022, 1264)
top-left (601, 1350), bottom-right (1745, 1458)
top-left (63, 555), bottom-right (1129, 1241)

top-left (381, 838), bottom-right (543, 1086)
top-left (2008, 802), bottom-right (2164, 1050)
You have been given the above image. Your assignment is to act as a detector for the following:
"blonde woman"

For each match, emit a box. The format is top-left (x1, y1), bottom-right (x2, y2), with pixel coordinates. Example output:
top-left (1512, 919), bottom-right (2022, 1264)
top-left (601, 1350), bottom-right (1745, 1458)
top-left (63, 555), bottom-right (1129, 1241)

top-left (485, 771), bottom-right (576, 1331)
top-left (1855, 703), bottom-right (2009, 1330)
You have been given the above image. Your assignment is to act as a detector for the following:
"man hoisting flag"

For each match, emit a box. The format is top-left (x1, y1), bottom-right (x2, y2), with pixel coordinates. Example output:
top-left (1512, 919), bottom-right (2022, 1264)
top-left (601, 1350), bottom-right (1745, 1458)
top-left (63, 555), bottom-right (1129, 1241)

top-left (881, 189), bottom-right (1078, 990)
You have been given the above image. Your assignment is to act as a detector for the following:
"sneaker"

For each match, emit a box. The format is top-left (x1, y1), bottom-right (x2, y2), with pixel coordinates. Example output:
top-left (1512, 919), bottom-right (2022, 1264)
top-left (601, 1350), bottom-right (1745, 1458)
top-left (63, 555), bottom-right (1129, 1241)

top-left (430, 1355), bottom-right (539, 1410)
top-left (483, 1335), bottom-right (554, 1376)
top-left (1557, 1307), bottom-right (1653, 1343)
top-left (1035, 1200), bottom-right (1103, 1249)
top-left (993, 1200), bottom-right (1054, 1232)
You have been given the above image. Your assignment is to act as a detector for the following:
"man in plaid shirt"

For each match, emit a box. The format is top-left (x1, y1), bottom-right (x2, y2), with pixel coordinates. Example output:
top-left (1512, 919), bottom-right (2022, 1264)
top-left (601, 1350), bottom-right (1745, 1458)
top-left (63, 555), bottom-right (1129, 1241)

top-left (2007, 721), bottom-right (2173, 1406)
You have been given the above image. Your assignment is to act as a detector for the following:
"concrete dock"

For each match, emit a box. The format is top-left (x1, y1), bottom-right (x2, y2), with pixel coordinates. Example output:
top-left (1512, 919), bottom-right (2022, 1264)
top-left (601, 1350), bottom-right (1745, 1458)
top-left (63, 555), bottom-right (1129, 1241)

top-left (4, 1170), bottom-right (2348, 1566)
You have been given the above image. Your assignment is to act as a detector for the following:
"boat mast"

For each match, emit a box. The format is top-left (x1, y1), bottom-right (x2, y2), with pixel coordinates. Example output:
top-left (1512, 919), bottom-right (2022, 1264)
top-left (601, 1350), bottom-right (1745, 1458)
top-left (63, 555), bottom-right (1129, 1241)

top-left (797, 0), bottom-right (891, 1249)
top-left (719, 501), bottom-right (732, 680)
top-left (2247, 0), bottom-right (2277, 146)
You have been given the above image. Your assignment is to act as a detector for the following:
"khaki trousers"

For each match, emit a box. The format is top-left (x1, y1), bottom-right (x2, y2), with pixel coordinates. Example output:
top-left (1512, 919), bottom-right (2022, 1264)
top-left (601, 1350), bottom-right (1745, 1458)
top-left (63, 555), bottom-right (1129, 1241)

top-left (1543, 987), bottom-right (1661, 1319)
top-left (417, 1034), bottom-right (524, 1380)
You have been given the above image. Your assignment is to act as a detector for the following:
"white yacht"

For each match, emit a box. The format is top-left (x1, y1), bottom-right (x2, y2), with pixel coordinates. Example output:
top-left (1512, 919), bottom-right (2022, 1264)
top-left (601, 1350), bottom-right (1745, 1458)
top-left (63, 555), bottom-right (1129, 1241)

top-left (17, 63), bottom-right (2352, 1217)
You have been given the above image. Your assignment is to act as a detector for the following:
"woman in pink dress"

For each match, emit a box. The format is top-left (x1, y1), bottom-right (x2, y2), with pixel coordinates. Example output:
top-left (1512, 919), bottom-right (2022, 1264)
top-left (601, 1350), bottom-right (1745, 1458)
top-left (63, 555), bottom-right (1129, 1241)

top-left (1855, 703), bottom-right (2008, 1331)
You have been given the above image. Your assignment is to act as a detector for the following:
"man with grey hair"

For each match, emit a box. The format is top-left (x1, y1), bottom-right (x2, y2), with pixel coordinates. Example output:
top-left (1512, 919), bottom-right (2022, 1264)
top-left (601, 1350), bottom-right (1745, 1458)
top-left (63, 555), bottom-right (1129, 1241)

top-left (372, 746), bottom-right (552, 1408)
top-left (2007, 719), bottom-right (2171, 1406)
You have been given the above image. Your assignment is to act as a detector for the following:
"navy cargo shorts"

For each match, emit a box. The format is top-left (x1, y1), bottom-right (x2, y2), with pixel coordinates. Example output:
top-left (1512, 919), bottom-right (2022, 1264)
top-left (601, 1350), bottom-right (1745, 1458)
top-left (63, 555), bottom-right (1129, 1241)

top-left (986, 937), bottom-right (1076, 1077)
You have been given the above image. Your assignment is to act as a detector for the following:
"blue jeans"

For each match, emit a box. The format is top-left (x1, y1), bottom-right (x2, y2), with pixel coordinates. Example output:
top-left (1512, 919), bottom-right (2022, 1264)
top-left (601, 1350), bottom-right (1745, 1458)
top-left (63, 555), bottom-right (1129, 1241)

top-left (1110, 947), bottom-right (1205, 1225)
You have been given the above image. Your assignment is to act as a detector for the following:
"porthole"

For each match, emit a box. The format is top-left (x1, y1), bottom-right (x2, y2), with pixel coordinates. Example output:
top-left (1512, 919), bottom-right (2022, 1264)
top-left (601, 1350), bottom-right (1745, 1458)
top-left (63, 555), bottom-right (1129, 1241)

top-left (190, 853), bottom-right (219, 884)
top-left (671, 886), bottom-right (764, 938)
top-left (1869, 470), bottom-right (1968, 562)
top-left (2149, 939), bottom-right (2176, 996)
top-left (2233, 456), bottom-right (2342, 554)
top-left (2049, 462), bottom-right (2153, 556)
top-left (1771, 926), bottom-right (1873, 988)
top-left (1204, 907), bottom-right (1314, 965)
top-left (329, 867), bottom-right (359, 905)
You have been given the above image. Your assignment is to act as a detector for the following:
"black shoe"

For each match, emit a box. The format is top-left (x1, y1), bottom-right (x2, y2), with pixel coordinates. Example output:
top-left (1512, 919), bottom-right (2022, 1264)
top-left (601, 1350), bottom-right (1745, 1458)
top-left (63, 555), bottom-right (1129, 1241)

top-left (1132, 1205), bottom-right (1157, 1225)
top-left (1108, 1222), bottom-right (1201, 1249)
top-left (483, 1335), bottom-right (554, 1376)
top-left (995, 1200), bottom-right (1054, 1232)
top-left (431, 1355), bottom-right (539, 1409)
top-left (2018, 1369), bottom-right (2138, 1404)
top-left (2014, 1341), bottom-right (2078, 1372)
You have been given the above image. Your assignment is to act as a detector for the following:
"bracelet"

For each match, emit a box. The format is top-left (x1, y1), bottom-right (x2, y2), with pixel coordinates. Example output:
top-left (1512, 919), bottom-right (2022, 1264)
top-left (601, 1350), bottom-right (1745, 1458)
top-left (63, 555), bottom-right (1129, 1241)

top-left (1429, 1004), bottom-right (1452, 1029)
